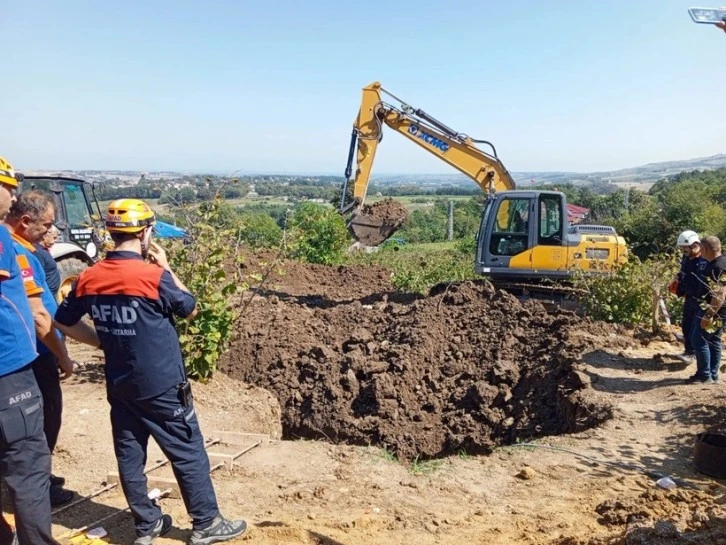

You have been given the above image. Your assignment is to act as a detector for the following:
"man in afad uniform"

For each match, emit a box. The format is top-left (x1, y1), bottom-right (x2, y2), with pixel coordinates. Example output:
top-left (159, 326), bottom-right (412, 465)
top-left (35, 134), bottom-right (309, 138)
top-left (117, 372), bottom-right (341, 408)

top-left (0, 157), bottom-right (60, 545)
top-left (55, 199), bottom-right (246, 545)
top-left (668, 230), bottom-right (709, 362)
top-left (4, 190), bottom-right (77, 505)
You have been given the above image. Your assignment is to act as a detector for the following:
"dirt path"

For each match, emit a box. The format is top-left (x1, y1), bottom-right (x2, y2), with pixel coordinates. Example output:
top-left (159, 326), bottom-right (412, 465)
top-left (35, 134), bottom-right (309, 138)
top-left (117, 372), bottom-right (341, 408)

top-left (16, 331), bottom-right (718, 545)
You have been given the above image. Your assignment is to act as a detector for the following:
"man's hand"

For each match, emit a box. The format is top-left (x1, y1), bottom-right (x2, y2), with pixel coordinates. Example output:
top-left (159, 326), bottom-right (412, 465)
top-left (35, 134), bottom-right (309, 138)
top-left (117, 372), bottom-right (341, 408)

top-left (147, 242), bottom-right (170, 271)
top-left (717, 20), bottom-right (726, 33)
top-left (58, 355), bottom-right (76, 380)
top-left (667, 278), bottom-right (679, 295)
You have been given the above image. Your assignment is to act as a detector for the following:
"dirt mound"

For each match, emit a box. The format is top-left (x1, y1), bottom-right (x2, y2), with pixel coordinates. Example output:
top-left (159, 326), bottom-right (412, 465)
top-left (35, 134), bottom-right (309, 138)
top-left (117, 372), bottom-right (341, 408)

top-left (243, 259), bottom-right (394, 302)
top-left (595, 488), bottom-right (722, 527)
top-left (360, 198), bottom-right (408, 225)
top-left (559, 487), bottom-right (726, 545)
top-left (222, 280), bottom-right (612, 461)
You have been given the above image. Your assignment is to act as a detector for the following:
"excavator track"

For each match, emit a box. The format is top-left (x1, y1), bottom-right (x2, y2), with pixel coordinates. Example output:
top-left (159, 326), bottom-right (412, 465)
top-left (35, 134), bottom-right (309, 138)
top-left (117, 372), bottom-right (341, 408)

top-left (492, 280), bottom-right (583, 313)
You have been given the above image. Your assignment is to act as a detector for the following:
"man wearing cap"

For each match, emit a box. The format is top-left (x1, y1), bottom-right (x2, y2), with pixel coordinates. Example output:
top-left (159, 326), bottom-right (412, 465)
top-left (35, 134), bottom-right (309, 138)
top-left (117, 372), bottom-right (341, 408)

top-left (55, 199), bottom-right (246, 545)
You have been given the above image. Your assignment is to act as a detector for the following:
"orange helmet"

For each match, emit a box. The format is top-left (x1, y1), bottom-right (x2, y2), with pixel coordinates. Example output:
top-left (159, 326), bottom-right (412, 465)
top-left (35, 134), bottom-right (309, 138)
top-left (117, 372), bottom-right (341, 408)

top-left (0, 157), bottom-right (18, 188)
top-left (105, 199), bottom-right (155, 233)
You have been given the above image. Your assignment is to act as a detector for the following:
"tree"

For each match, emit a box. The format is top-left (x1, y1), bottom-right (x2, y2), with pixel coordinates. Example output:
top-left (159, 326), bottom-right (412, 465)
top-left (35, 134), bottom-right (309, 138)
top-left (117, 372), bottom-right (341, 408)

top-left (238, 213), bottom-right (283, 249)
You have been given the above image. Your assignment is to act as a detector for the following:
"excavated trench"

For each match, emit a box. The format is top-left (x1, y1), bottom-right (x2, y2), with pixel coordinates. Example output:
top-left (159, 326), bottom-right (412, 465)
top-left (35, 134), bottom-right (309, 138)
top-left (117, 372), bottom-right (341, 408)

top-left (222, 266), bottom-right (613, 461)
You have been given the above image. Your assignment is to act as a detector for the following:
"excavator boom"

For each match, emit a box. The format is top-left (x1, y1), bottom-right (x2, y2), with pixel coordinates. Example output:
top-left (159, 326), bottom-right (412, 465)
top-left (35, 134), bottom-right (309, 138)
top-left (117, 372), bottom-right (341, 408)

top-left (342, 82), bottom-right (515, 246)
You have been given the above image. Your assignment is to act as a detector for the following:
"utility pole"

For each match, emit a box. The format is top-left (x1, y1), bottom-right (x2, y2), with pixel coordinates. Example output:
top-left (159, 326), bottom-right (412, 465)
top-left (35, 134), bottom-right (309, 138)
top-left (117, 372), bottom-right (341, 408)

top-left (448, 200), bottom-right (454, 241)
top-left (624, 187), bottom-right (630, 215)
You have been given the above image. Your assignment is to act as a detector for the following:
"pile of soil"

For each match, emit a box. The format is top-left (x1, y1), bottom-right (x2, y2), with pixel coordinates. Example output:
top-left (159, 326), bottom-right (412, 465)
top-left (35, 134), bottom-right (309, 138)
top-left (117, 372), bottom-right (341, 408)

top-left (222, 280), bottom-right (612, 461)
top-left (240, 251), bottom-right (394, 301)
top-left (559, 487), bottom-right (726, 545)
top-left (360, 198), bottom-right (409, 226)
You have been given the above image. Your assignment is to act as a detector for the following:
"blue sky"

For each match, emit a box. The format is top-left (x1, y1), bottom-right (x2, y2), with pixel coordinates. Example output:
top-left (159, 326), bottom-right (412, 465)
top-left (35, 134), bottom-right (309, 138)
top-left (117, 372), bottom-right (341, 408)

top-left (4, 1), bottom-right (725, 175)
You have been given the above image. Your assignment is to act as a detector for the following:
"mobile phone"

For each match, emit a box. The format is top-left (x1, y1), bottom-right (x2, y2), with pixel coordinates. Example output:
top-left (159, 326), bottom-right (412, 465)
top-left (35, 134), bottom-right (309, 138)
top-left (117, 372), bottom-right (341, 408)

top-left (178, 382), bottom-right (193, 407)
top-left (141, 226), bottom-right (153, 258)
top-left (688, 7), bottom-right (726, 24)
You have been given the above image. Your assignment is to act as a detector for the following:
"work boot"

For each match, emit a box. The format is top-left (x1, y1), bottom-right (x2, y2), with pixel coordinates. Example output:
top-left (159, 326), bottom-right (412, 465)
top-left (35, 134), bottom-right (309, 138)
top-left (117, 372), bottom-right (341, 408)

top-left (49, 485), bottom-right (74, 506)
top-left (677, 352), bottom-right (696, 364)
top-left (134, 514), bottom-right (172, 545)
top-left (189, 515), bottom-right (247, 545)
top-left (50, 474), bottom-right (66, 487)
top-left (684, 374), bottom-right (713, 384)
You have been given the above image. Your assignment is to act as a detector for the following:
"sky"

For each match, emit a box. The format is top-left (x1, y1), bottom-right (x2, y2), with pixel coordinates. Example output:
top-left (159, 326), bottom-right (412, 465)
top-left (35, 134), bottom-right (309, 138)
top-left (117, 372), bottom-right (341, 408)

top-left (3, 1), bottom-right (726, 175)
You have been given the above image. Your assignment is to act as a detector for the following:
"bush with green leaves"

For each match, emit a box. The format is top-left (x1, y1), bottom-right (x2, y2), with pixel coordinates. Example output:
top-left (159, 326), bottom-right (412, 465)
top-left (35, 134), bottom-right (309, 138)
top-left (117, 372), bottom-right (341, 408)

top-left (287, 202), bottom-right (349, 265)
top-left (574, 252), bottom-right (681, 328)
top-left (167, 199), bottom-right (248, 378)
top-left (238, 212), bottom-right (283, 249)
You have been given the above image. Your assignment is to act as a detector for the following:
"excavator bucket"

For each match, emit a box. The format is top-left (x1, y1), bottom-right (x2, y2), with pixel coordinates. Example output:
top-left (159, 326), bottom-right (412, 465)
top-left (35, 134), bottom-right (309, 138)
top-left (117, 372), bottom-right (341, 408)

top-left (345, 199), bottom-right (409, 247)
top-left (347, 212), bottom-right (404, 247)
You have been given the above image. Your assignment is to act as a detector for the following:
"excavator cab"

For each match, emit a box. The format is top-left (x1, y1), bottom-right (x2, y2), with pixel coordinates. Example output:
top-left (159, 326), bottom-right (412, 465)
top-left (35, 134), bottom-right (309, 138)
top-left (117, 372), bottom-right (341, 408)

top-left (476, 190), bottom-right (627, 282)
top-left (476, 191), bottom-right (571, 281)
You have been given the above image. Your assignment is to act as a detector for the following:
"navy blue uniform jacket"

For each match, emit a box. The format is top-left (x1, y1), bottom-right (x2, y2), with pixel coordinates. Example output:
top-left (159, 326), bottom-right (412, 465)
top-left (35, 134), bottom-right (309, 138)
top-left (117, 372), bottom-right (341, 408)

top-left (55, 251), bottom-right (196, 399)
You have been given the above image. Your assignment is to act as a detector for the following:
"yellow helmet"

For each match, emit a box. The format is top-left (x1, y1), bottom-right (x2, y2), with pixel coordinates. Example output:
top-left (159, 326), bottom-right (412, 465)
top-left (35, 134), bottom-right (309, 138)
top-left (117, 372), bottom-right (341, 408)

top-left (0, 157), bottom-right (18, 188)
top-left (105, 199), bottom-right (156, 233)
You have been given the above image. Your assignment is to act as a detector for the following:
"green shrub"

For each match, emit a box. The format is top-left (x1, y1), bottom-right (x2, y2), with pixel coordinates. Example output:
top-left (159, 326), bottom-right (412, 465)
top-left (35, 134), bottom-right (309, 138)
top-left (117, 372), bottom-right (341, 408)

top-left (574, 253), bottom-right (681, 328)
top-left (167, 199), bottom-right (248, 378)
top-left (287, 202), bottom-right (349, 265)
top-left (238, 212), bottom-right (282, 249)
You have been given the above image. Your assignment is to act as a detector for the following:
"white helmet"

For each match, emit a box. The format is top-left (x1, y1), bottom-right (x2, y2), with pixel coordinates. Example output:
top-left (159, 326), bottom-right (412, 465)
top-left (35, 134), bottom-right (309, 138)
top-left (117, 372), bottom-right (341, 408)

top-left (677, 230), bottom-right (700, 247)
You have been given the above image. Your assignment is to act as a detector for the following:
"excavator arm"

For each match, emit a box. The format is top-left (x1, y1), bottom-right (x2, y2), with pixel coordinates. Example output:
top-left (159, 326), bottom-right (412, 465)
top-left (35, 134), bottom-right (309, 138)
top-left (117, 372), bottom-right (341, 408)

top-left (341, 81), bottom-right (516, 245)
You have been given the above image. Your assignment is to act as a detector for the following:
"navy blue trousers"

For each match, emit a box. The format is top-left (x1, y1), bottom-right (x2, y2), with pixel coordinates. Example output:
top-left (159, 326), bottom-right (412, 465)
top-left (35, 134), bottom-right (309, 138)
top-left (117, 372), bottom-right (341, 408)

top-left (32, 352), bottom-right (62, 453)
top-left (682, 297), bottom-right (700, 354)
top-left (108, 384), bottom-right (219, 536)
top-left (0, 365), bottom-right (58, 545)
top-left (691, 311), bottom-right (723, 381)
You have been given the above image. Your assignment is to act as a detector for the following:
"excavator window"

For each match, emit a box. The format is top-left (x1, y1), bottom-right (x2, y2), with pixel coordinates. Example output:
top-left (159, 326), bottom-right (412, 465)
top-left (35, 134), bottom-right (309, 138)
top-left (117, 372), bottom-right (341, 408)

top-left (490, 197), bottom-right (530, 256)
top-left (538, 195), bottom-right (563, 246)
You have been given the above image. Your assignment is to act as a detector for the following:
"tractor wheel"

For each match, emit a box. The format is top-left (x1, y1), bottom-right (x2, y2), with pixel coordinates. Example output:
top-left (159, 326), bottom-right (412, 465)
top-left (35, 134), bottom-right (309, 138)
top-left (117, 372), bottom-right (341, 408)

top-left (56, 258), bottom-right (88, 302)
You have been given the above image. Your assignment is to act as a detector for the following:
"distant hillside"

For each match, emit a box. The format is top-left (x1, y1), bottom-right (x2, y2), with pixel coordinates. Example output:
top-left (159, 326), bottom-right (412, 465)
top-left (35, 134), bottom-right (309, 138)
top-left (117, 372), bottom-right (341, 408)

top-left (514, 153), bottom-right (726, 187)
top-left (22, 153), bottom-right (726, 190)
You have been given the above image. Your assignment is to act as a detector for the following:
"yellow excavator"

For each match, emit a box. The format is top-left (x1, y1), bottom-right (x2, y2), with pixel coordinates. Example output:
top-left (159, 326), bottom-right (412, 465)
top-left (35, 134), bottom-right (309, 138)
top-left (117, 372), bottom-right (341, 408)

top-left (340, 81), bottom-right (627, 283)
